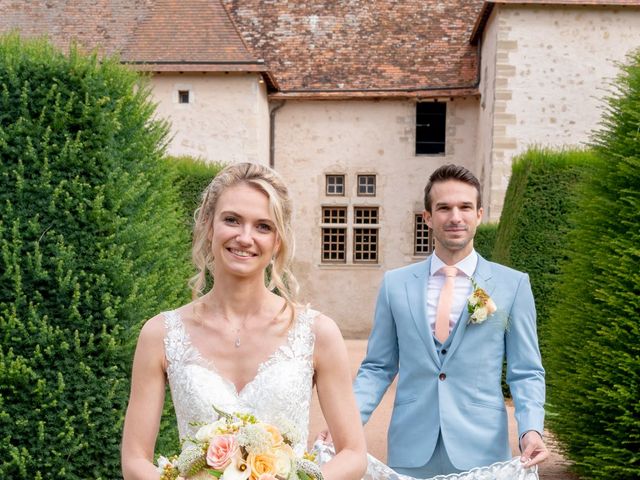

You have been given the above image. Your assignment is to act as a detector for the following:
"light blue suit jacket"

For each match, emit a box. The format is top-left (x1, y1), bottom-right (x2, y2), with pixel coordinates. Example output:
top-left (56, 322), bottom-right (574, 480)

top-left (353, 254), bottom-right (545, 471)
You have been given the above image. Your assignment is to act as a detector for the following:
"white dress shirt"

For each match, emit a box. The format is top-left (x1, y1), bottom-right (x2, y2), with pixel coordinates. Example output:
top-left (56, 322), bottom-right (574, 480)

top-left (427, 250), bottom-right (478, 337)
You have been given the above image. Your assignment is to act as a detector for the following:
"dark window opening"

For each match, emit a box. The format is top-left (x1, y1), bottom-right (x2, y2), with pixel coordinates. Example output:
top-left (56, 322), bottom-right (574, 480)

top-left (416, 102), bottom-right (446, 154)
top-left (178, 90), bottom-right (190, 104)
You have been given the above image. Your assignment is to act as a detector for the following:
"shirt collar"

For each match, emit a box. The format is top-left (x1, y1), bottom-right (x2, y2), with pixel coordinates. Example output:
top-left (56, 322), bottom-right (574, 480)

top-left (430, 250), bottom-right (478, 278)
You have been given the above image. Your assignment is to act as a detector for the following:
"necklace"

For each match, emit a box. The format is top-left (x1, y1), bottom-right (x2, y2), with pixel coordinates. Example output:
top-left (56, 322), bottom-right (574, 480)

top-left (223, 315), bottom-right (247, 348)
top-left (232, 326), bottom-right (242, 348)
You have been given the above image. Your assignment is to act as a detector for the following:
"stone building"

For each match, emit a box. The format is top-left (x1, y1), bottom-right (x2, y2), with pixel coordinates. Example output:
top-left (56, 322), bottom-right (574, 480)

top-left (2, 0), bottom-right (639, 335)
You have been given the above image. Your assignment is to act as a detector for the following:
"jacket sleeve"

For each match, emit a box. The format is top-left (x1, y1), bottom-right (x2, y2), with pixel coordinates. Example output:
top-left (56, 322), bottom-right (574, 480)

top-left (505, 273), bottom-right (546, 437)
top-left (353, 272), bottom-right (399, 424)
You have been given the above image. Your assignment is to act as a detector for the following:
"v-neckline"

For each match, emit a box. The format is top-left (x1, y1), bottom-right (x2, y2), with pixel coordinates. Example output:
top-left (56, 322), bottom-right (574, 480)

top-left (173, 308), bottom-right (302, 396)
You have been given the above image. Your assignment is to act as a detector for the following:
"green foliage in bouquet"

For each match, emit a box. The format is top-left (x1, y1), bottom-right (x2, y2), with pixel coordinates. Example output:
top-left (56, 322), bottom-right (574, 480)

top-left (0, 34), bottom-right (191, 478)
top-left (492, 147), bottom-right (597, 352)
top-left (544, 50), bottom-right (640, 479)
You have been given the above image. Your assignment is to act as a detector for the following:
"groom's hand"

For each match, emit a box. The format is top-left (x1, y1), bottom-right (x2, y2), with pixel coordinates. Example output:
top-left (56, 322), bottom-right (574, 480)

top-left (520, 430), bottom-right (549, 467)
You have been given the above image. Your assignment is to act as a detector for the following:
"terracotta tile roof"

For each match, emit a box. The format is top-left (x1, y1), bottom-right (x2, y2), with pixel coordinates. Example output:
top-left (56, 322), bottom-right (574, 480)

top-left (0, 0), bottom-right (265, 72)
top-left (0, 0), bottom-right (145, 57)
top-left (121, 0), bottom-right (264, 70)
top-left (471, 0), bottom-right (640, 44)
top-left (223, 0), bottom-right (484, 97)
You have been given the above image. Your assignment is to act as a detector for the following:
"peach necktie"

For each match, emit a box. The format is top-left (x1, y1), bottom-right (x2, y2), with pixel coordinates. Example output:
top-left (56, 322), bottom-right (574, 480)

top-left (435, 266), bottom-right (458, 343)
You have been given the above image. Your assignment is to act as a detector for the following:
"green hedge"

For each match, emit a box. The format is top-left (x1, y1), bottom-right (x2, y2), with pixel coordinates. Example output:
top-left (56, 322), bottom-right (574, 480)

top-left (544, 51), bottom-right (640, 479)
top-left (0, 35), bottom-right (191, 479)
top-left (164, 155), bottom-right (225, 227)
top-left (492, 148), bottom-right (597, 350)
top-left (154, 155), bottom-right (224, 456)
top-left (474, 223), bottom-right (498, 261)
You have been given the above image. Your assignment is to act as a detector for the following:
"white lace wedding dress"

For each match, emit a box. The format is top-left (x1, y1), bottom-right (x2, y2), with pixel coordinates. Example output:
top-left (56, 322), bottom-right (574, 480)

top-left (163, 308), bottom-right (538, 480)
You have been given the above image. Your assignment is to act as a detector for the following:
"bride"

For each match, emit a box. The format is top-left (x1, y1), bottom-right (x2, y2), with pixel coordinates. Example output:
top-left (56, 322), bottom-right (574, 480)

top-left (121, 162), bottom-right (367, 480)
top-left (121, 162), bottom-right (537, 480)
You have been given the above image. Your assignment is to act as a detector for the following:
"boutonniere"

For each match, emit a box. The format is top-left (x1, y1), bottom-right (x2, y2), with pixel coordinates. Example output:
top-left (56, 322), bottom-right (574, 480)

top-left (467, 279), bottom-right (497, 324)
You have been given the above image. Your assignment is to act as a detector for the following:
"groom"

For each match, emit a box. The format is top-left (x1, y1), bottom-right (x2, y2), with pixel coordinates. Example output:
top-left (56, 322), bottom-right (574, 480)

top-left (353, 164), bottom-right (548, 476)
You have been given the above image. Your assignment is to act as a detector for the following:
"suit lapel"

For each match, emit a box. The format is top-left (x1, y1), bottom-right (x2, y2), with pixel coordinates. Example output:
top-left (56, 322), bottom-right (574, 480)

top-left (405, 257), bottom-right (440, 366)
top-left (442, 255), bottom-right (496, 362)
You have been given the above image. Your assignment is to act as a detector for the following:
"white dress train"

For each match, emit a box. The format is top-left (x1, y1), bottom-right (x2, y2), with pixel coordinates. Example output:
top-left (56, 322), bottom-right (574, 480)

top-left (163, 308), bottom-right (539, 480)
top-left (313, 441), bottom-right (538, 480)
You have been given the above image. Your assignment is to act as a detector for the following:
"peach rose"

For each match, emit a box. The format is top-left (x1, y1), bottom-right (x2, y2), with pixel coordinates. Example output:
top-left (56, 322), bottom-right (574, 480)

top-left (262, 424), bottom-right (284, 447)
top-left (248, 452), bottom-right (277, 480)
top-left (207, 434), bottom-right (239, 470)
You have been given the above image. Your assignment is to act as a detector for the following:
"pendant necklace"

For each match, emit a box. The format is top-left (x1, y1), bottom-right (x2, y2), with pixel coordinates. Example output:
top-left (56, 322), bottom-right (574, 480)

top-left (233, 329), bottom-right (242, 348)
top-left (225, 317), bottom-right (247, 348)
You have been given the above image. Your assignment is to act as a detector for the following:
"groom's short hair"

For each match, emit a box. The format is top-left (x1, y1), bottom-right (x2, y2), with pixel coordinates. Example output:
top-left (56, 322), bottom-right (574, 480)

top-left (423, 164), bottom-right (482, 212)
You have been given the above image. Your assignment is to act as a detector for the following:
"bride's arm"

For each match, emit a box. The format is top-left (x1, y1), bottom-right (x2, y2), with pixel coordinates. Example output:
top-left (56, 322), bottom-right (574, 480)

top-left (314, 314), bottom-right (367, 480)
top-left (121, 315), bottom-right (168, 480)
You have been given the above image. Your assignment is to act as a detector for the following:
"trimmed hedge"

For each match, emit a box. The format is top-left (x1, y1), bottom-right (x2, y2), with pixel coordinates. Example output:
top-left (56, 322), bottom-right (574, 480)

top-left (0, 35), bottom-right (191, 479)
top-left (164, 155), bottom-right (225, 227)
top-left (492, 148), bottom-right (597, 350)
top-left (154, 155), bottom-right (224, 456)
top-left (544, 51), bottom-right (640, 479)
top-left (474, 223), bottom-right (498, 261)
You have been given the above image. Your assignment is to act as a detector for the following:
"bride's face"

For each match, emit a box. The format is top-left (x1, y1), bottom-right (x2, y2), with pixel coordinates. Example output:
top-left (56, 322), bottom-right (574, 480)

top-left (210, 183), bottom-right (280, 279)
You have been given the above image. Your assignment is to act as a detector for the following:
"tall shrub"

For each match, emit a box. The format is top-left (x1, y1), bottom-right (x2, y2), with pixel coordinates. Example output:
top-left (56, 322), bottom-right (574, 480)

top-left (544, 51), bottom-right (640, 478)
top-left (0, 35), bottom-right (191, 479)
top-left (154, 155), bottom-right (224, 455)
top-left (474, 223), bottom-right (498, 260)
top-left (492, 148), bottom-right (596, 349)
top-left (164, 155), bottom-right (225, 227)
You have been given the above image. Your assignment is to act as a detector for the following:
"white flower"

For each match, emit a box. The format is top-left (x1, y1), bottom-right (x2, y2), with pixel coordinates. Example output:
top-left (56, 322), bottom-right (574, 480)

top-left (276, 418), bottom-right (302, 446)
top-left (471, 306), bottom-right (488, 322)
top-left (156, 456), bottom-right (174, 473)
top-left (196, 420), bottom-right (227, 442)
top-left (221, 452), bottom-right (252, 480)
top-left (274, 444), bottom-right (295, 477)
top-left (468, 293), bottom-right (479, 307)
top-left (237, 424), bottom-right (273, 455)
top-left (467, 284), bottom-right (497, 325)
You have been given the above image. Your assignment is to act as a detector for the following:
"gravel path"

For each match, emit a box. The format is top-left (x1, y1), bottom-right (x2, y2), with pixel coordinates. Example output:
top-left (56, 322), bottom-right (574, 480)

top-left (308, 340), bottom-right (576, 480)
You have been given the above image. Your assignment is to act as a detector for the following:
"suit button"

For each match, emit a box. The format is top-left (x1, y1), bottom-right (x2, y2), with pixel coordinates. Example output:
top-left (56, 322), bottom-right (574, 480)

top-left (441, 349), bottom-right (447, 354)
top-left (439, 373), bottom-right (446, 381)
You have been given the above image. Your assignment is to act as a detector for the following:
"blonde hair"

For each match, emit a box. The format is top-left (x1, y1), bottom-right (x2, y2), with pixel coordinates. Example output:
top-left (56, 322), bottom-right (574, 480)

top-left (190, 162), bottom-right (299, 312)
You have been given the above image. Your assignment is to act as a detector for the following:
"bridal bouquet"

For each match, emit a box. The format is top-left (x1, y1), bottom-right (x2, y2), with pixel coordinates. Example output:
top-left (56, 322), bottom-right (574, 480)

top-left (157, 407), bottom-right (323, 480)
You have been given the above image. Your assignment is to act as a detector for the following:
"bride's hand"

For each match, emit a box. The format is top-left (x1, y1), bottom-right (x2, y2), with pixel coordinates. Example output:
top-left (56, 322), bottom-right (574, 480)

top-left (520, 430), bottom-right (549, 467)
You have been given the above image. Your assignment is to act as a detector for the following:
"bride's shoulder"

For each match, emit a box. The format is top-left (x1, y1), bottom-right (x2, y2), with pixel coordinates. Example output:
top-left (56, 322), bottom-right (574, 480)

top-left (136, 313), bottom-right (169, 344)
top-left (137, 302), bottom-right (194, 344)
top-left (303, 309), bottom-right (344, 346)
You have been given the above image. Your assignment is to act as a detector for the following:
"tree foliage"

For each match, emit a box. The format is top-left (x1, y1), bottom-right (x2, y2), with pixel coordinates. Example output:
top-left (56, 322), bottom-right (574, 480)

top-left (492, 148), bottom-right (596, 349)
top-left (0, 34), bottom-right (190, 478)
top-left (544, 50), bottom-right (640, 478)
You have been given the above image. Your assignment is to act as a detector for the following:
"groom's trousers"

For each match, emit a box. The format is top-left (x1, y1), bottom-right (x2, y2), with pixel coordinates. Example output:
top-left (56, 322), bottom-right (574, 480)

top-left (394, 432), bottom-right (462, 477)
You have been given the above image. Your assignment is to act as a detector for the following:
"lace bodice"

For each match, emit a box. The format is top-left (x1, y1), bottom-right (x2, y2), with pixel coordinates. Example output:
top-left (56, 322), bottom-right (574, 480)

top-left (163, 308), bottom-right (317, 455)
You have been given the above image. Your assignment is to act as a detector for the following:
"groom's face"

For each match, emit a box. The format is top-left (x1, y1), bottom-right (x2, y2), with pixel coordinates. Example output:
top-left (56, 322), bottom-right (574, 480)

top-left (423, 179), bottom-right (483, 260)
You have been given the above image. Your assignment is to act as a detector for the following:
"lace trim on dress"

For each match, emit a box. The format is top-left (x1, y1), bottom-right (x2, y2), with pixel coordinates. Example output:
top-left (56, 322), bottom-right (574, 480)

top-left (162, 306), bottom-right (317, 453)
